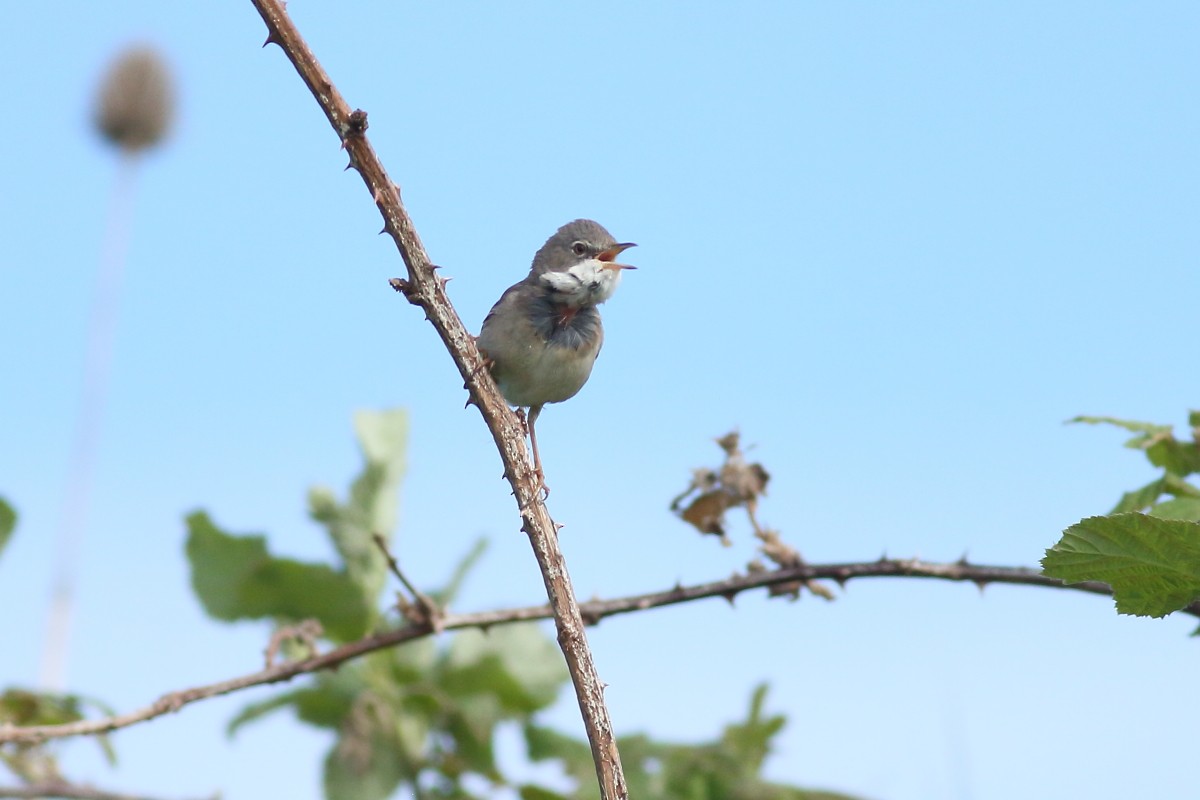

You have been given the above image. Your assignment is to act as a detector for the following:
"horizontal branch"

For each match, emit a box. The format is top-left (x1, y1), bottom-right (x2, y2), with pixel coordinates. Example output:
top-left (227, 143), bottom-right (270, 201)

top-left (0, 783), bottom-right (213, 800)
top-left (0, 557), bottom-right (1178, 746)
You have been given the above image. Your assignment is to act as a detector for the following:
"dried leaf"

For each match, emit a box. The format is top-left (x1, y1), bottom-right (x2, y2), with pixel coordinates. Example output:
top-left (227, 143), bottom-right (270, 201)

top-left (680, 490), bottom-right (734, 541)
top-left (756, 529), bottom-right (802, 569)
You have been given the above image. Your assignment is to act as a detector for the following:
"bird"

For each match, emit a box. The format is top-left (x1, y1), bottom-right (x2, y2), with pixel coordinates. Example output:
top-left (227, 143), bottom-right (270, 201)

top-left (477, 219), bottom-right (636, 488)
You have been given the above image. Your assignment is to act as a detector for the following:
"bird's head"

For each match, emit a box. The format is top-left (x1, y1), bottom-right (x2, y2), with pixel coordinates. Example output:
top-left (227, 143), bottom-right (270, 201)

top-left (533, 219), bottom-right (636, 306)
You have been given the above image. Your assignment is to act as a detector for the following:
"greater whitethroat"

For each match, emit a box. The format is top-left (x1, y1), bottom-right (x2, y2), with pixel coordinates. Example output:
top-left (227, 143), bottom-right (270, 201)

top-left (477, 219), bottom-right (636, 488)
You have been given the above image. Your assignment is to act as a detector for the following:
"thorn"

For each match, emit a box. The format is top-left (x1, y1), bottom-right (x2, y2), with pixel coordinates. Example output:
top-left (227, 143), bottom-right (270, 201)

top-left (957, 551), bottom-right (971, 566)
top-left (721, 590), bottom-right (739, 606)
top-left (833, 571), bottom-right (849, 588)
top-left (972, 579), bottom-right (989, 593)
top-left (437, 275), bottom-right (452, 291)
top-left (878, 551), bottom-right (889, 563)
top-left (388, 278), bottom-right (409, 293)
top-left (262, 30), bottom-right (282, 48)
top-left (554, 522), bottom-right (564, 532)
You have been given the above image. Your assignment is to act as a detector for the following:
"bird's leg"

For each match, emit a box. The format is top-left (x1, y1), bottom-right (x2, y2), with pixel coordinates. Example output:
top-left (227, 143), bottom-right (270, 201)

top-left (527, 404), bottom-right (549, 498)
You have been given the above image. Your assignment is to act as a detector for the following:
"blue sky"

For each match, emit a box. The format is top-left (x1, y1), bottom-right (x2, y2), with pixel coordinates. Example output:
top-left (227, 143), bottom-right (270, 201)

top-left (2, 3), bottom-right (1197, 799)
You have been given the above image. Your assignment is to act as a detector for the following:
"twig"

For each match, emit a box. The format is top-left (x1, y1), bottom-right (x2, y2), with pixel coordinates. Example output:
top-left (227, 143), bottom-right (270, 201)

top-left (247, 2), bottom-right (626, 795)
top-left (1, 556), bottom-right (1175, 746)
top-left (0, 782), bottom-right (213, 800)
top-left (372, 533), bottom-right (441, 631)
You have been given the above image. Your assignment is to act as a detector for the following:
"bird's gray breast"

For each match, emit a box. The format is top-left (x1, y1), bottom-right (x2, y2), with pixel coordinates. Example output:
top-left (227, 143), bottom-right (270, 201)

top-left (529, 295), bottom-right (603, 353)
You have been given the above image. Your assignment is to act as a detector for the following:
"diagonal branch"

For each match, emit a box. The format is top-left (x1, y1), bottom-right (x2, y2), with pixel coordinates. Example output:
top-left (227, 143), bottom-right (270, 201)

top-left (246, 2), bottom-right (626, 796)
top-left (1, 556), bottom-right (1178, 746)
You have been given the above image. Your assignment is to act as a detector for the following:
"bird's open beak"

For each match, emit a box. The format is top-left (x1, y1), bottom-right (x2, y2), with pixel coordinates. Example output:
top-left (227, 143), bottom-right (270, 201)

top-left (597, 242), bottom-right (637, 270)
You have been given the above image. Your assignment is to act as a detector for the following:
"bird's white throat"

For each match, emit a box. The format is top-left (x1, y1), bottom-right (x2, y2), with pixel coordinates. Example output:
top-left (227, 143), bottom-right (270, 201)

top-left (539, 259), bottom-right (623, 307)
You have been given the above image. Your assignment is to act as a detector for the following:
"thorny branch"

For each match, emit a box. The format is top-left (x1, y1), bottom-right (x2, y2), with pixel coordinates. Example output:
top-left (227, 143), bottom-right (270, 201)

top-left (0, 783), bottom-right (213, 800)
top-left (246, 1), bottom-right (626, 796)
top-left (2, 556), bottom-right (1181, 746)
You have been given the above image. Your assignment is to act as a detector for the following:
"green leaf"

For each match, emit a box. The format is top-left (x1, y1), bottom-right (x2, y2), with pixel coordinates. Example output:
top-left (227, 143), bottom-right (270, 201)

top-left (309, 408), bottom-right (408, 620)
top-left (523, 724), bottom-right (592, 772)
top-left (0, 497), bottom-right (15, 560)
top-left (227, 689), bottom-right (310, 737)
top-left (0, 689), bottom-right (83, 726)
top-left (227, 683), bottom-right (357, 737)
top-left (1145, 438), bottom-right (1200, 476)
top-left (1150, 497), bottom-right (1200, 522)
top-left (389, 637), bottom-right (438, 684)
top-left (1042, 513), bottom-right (1200, 617)
top-left (721, 683), bottom-right (785, 771)
top-left (1163, 473), bottom-right (1200, 499)
top-left (446, 693), bottom-right (503, 778)
top-left (323, 726), bottom-right (408, 800)
top-left (1109, 478), bottom-right (1165, 514)
top-left (1069, 415), bottom-right (1172, 446)
top-left (433, 537), bottom-right (489, 606)
top-left (185, 510), bottom-right (371, 641)
top-left (444, 624), bottom-right (567, 713)
top-left (519, 786), bottom-right (571, 800)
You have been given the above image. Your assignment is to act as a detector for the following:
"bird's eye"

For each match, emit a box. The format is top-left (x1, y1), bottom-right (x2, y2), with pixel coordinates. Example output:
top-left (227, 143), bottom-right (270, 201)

top-left (571, 241), bottom-right (587, 257)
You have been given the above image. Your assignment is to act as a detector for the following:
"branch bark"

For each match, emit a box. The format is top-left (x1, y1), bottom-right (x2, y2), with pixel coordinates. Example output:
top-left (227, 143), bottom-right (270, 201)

top-left (1, 556), bottom-right (1175, 745)
top-left (246, 1), bottom-right (626, 795)
top-left (0, 783), bottom-right (212, 800)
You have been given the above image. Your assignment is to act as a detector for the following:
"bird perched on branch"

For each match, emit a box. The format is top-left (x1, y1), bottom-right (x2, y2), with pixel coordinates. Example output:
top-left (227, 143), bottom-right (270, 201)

top-left (478, 219), bottom-right (636, 488)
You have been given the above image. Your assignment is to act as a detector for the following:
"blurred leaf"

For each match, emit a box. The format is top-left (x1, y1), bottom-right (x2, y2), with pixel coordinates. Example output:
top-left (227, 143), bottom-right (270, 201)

top-left (446, 693), bottom-right (503, 778)
top-left (0, 689), bottom-right (117, 769)
top-left (525, 723), bottom-right (594, 786)
top-left (227, 683), bottom-right (358, 737)
top-left (185, 510), bottom-right (371, 641)
top-left (0, 689), bottom-right (84, 726)
top-left (1109, 478), bottom-right (1165, 514)
top-left (324, 720), bottom-right (407, 800)
top-left (1068, 414), bottom-right (1200, 475)
top-left (1145, 438), bottom-right (1200, 476)
top-left (1042, 513), bottom-right (1200, 617)
top-left (1150, 497), bottom-right (1200, 522)
top-left (519, 786), bottom-right (571, 800)
top-left (1164, 473), bottom-right (1200, 499)
top-left (527, 685), bottom-right (865, 800)
top-left (444, 624), bottom-right (568, 713)
top-left (681, 490), bottom-right (733, 537)
top-left (721, 683), bottom-right (783, 771)
top-left (309, 408), bottom-right (408, 621)
top-left (432, 537), bottom-right (488, 606)
top-left (390, 637), bottom-right (438, 684)
top-left (0, 496), bottom-right (15, 560)
top-left (228, 689), bottom-right (311, 736)
top-left (1069, 415), bottom-right (1172, 447)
